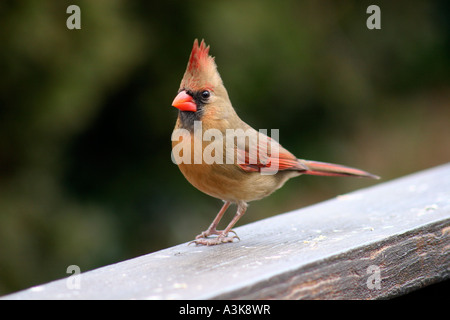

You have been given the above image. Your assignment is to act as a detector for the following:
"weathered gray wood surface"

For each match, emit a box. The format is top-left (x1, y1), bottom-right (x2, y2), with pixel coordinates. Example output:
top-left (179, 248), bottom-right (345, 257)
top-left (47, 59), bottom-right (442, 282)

top-left (2, 163), bottom-right (450, 300)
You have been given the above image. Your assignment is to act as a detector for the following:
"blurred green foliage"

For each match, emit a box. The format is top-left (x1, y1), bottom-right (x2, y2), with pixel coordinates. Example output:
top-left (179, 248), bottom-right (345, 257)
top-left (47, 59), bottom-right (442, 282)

top-left (0, 0), bottom-right (449, 295)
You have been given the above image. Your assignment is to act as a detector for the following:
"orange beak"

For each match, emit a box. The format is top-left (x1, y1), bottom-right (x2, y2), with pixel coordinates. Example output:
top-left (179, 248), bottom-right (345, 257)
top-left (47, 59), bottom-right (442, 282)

top-left (172, 91), bottom-right (197, 112)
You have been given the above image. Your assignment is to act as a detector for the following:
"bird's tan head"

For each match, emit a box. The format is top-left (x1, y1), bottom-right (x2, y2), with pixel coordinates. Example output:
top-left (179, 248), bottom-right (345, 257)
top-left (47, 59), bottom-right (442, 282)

top-left (172, 39), bottom-right (229, 117)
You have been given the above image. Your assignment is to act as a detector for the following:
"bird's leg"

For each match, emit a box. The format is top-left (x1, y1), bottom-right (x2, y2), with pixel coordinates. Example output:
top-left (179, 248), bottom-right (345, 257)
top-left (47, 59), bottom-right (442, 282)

top-left (195, 201), bottom-right (231, 239)
top-left (192, 201), bottom-right (247, 246)
top-left (219, 201), bottom-right (247, 240)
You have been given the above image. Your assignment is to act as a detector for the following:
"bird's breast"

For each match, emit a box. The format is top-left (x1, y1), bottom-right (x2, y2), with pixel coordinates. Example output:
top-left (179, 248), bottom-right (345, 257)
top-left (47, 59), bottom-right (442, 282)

top-left (172, 129), bottom-right (298, 202)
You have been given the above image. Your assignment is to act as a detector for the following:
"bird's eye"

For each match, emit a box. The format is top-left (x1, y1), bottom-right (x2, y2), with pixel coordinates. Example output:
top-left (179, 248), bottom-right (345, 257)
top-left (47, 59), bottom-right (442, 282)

top-left (201, 90), bottom-right (210, 99)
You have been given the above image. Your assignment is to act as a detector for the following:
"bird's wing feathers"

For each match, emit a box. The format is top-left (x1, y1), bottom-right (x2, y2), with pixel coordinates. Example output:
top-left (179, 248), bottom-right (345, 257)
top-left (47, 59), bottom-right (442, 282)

top-left (235, 129), bottom-right (307, 173)
top-left (233, 128), bottom-right (378, 179)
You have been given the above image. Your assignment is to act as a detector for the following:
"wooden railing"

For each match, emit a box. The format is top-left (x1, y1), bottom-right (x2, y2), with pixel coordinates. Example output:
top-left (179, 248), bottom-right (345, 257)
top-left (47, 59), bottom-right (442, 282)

top-left (2, 163), bottom-right (449, 300)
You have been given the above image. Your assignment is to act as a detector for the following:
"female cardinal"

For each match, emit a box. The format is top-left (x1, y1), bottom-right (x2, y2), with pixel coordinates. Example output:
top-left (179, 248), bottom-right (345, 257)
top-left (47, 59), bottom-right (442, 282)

top-left (171, 39), bottom-right (379, 245)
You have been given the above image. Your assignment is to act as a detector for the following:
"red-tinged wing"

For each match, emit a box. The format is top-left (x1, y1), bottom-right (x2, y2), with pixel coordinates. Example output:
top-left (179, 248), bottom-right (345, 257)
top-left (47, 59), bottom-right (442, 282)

top-left (233, 130), bottom-right (379, 179)
top-left (238, 153), bottom-right (305, 173)
top-left (235, 131), bottom-right (306, 174)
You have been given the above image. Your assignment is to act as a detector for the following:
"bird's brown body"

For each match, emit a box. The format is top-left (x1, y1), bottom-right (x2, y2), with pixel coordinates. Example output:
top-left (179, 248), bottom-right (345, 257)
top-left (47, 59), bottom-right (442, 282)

top-left (173, 118), bottom-right (299, 204)
top-left (171, 39), bottom-right (379, 245)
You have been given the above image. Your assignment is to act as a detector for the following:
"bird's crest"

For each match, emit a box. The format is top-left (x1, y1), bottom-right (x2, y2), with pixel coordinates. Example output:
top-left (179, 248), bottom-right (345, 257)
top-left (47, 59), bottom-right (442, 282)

top-left (180, 39), bottom-right (221, 91)
top-left (187, 39), bottom-right (212, 73)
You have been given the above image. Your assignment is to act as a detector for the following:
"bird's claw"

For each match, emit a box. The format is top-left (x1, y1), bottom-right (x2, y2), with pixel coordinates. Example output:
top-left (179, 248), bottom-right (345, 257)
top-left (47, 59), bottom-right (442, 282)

top-left (188, 232), bottom-right (240, 246)
top-left (194, 229), bottom-right (237, 240)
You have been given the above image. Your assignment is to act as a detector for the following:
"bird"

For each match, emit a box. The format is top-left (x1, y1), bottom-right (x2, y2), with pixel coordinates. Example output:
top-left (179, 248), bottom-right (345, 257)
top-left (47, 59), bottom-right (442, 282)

top-left (171, 39), bottom-right (379, 246)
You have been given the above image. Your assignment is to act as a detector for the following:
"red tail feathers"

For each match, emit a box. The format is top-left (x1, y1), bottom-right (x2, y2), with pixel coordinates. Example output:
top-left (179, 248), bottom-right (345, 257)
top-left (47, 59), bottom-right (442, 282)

top-left (301, 160), bottom-right (380, 179)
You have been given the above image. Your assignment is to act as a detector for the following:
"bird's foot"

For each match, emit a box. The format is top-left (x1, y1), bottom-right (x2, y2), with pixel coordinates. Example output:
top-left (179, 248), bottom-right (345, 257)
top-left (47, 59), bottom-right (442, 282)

top-left (194, 228), bottom-right (237, 239)
top-left (189, 231), bottom-right (240, 246)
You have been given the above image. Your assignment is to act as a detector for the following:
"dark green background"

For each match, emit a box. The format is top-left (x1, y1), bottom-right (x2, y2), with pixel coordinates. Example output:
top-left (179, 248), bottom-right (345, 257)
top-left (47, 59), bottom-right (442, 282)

top-left (0, 0), bottom-right (449, 295)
